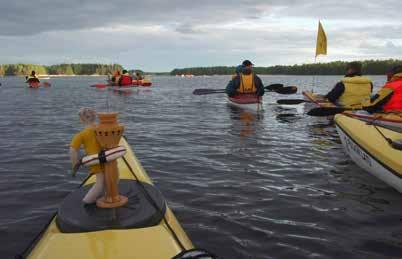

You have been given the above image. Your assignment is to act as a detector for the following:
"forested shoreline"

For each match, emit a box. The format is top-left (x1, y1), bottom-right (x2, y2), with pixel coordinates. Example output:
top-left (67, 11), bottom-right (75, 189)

top-left (1, 59), bottom-right (401, 76)
top-left (0, 64), bottom-right (123, 76)
top-left (171, 59), bottom-right (402, 76)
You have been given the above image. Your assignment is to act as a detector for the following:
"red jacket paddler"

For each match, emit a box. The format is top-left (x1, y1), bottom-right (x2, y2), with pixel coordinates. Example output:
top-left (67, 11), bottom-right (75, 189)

top-left (382, 73), bottom-right (402, 111)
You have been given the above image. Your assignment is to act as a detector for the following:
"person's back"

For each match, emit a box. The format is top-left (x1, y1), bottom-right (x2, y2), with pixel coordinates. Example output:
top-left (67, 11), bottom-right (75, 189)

top-left (338, 76), bottom-right (372, 107)
top-left (226, 60), bottom-right (265, 97)
top-left (325, 62), bottom-right (372, 108)
top-left (119, 70), bottom-right (133, 86)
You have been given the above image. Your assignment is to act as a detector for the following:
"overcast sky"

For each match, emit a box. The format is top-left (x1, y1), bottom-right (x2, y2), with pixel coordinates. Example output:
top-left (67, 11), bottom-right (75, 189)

top-left (0, 0), bottom-right (401, 71)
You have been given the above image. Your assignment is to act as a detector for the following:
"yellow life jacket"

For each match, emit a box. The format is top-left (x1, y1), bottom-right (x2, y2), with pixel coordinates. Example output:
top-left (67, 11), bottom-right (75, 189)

top-left (338, 76), bottom-right (372, 107)
top-left (238, 73), bottom-right (256, 94)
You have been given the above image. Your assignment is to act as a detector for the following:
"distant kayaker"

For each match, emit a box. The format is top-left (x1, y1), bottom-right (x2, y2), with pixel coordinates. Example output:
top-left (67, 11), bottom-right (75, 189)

top-left (364, 65), bottom-right (402, 113)
top-left (111, 70), bottom-right (121, 85)
top-left (231, 65), bottom-right (243, 80)
top-left (135, 72), bottom-right (143, 80)
top-left (226, 60), bottom-right (265, 97)
top-left (26, 71), bottom-right (40, 83)
top-left (118, 70), bottom-right (133, 86)
top-left (70, 108), bottom-right (104, 205)
top-left (325, 62), bottom-right (373, 107)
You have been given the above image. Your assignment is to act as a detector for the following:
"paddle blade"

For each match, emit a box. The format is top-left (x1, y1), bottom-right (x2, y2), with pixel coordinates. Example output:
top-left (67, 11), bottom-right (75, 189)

top-left (275, 86), bottom-right (297, 95)
top-left (307, 107), bottom-right (346, 116)
top-left (277, 99), bottom-right (306, 105)
top-left (43, 82), bottom-right (51, 87)
top-left (193, 89), bottom-right (226, 95)
top-left (265, 84), bottom-right (284, 91)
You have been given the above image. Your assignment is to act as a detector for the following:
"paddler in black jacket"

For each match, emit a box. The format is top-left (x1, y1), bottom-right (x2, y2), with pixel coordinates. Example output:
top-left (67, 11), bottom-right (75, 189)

top-left (325, 62), bottom-right (373, 107)
top-left (226, 60), bottom-right (265, 97)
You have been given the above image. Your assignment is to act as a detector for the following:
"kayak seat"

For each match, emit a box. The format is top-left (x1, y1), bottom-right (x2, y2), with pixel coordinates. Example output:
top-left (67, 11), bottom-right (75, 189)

top-left (56, 179), bottom-right (166, 233)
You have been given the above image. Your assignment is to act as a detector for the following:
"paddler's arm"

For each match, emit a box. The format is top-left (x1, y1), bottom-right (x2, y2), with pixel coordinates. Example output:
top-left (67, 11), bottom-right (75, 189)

top-left (325, 82), bottom-right (345, 104)
top-left (226, 76), bottom-right (239, 97)
top-left (254, 75), bottom-right (265, 96)
top-left (363, 87), bottom-right (394, 113)
top-left (69, 147), bottom-right (79, 168)
top-left (70, 132), bottom-right (83, 176)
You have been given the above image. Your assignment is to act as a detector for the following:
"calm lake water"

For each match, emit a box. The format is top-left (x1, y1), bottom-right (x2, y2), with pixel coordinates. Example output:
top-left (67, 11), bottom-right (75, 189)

top-left (1, 75), bottom-right (402, 259)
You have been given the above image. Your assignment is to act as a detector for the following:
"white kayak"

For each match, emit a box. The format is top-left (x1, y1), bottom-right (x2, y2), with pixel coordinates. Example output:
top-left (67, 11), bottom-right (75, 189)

top-left (227, 94), bottom-right (263, 112)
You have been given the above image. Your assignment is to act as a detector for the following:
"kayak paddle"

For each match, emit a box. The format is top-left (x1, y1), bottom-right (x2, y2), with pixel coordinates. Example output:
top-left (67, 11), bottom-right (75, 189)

top-left (307, 107), bottom-right (348, 116)
top-left (192, 84), bottom-right (298, 96)
top-left (277, 99), bottom-right (311, 105)
top-left (192, 89), bottom-right (226, 95)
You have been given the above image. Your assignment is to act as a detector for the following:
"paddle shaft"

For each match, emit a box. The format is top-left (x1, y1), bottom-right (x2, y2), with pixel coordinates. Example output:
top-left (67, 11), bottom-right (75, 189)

top-left (193, 84), bottom-right (297, 95)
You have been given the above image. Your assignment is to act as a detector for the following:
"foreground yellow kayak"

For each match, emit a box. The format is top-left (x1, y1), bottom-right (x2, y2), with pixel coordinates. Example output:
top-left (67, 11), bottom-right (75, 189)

top-left (335, 114), bottom-right (402, 192)
top-left (22, 137), bottom-right (194, 259)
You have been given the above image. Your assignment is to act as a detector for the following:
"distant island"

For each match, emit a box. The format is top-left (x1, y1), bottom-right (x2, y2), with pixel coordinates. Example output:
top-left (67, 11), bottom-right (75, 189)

top-left (171, 59), bottom-right (402, 76)
top-left (0, 63), bottom-right (124, 76)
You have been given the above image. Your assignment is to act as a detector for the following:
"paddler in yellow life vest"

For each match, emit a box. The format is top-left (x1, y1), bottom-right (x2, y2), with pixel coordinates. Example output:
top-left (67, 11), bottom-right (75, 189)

top-left (226, 60), bottom-right (265, 97)
top-left (325, 62), bottom-right (373, 108)
top-left (69, 108), bottom-right (105, 205)
top-left (25, 70), bottom-right (40, 83)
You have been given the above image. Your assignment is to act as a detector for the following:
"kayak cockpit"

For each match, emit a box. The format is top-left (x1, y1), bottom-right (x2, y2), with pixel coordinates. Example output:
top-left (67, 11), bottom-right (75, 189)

top-left (57, 179), bottom-right (166, 233)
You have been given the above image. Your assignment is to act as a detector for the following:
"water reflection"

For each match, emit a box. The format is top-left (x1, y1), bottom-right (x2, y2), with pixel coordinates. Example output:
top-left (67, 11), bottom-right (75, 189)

top-left (227, 105), bottom-right (263, 137)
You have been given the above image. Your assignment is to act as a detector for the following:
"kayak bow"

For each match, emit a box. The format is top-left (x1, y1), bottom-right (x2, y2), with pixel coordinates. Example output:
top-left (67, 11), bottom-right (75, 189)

top-left (21, 138), bottom-right (193, 259)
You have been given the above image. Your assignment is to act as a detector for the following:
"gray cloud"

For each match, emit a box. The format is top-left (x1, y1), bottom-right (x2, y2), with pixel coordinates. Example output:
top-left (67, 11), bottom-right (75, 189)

top-left (0, 0), bottom-right (401, 70)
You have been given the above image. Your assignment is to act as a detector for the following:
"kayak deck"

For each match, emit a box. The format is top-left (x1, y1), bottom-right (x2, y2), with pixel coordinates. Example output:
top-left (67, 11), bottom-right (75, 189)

top-left (26, 138), bottom-right (193, 259)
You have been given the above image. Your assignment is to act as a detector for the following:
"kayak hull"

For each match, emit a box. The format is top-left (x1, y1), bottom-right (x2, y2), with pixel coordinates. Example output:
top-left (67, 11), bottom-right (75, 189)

top-left (335, 114), bottom-right (402, 192)
top-left (227, 94), bottom-right (263, 112)
top-left (25, 138), bottom-right (193, 259)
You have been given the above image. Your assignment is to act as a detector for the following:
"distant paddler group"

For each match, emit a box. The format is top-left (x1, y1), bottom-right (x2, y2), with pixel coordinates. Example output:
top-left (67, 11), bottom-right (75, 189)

top-left (276, 61), bottom-right (402, 193)
top-left (91, 70), bottom-right (152, 88)
top-left (298, 63), bottom-right (402, 118)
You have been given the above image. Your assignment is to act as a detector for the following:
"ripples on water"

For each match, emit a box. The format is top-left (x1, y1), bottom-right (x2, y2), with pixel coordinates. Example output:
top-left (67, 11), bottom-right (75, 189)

top-left (1, 75), bottom-right (402, 259)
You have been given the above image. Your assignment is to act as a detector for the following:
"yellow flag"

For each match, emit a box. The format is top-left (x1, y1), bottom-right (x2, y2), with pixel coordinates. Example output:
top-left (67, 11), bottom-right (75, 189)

top-left (315, 21), bottom-right (327, 57)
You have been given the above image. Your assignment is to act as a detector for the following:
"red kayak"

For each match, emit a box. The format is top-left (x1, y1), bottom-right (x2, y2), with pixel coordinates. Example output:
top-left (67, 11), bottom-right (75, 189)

top-left (91, 84), bottom-right (137, 89)
top-left (227, 94), bottom-right (263, 112)
top-left (28, 82), bottom-right (51, 88)
top-left (132, 80), bottom-right (152, 87)
top-left (91, 79), bottom-right (152, 88)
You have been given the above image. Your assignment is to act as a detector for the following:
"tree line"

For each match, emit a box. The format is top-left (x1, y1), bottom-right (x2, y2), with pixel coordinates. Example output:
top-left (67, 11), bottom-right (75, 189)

top-left (170, 59), bottom-right (402, 76)
top-left (0, 63), bottom-right (124, 76)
